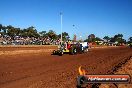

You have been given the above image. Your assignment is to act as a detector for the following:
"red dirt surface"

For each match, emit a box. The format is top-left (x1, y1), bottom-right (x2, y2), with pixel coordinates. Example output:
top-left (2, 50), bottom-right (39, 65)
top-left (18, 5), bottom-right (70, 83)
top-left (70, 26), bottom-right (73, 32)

top-left (0, 45), bottom-right (57, 51)
top-left (0, 47), bottom-right (132, 88)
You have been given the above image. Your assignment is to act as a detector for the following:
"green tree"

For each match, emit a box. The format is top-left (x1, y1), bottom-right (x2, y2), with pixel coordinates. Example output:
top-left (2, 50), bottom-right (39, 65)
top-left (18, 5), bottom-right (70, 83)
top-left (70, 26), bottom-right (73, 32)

top-left (20, 28), bottom-right (27, 37)
top-left (115, 34), bottom-right (125, 44)
top-left (58, 32), bottom-right (70, 41)
top-left (2, 26), bottom-right (7, 35)
top-left (25, 26), bottom-right (40, 37)
top-left (15, 28), bottom-right (21, 36)
top-left (7, 25), bottom-right (16, 37)
top-left (0, 24), bottom-right (7, 35)
top-left (110, 34), bottom-right (126, 44)
top-left (103, 36), bottom-right (110, 42)
top-left (47, 30), bottom-right (57, 40)
top-left (117, 34), bottom-right (123, 39)
top-left (39, 31), bottom-right (47, 37)
top-left (127, 37), bottom-right (132, 44)
top-left (6, 25), bottom-right (21, 37)
top-left (0, 24), bottom-right (2, 32)
top-left (88, 34), bottom-right (95, 42)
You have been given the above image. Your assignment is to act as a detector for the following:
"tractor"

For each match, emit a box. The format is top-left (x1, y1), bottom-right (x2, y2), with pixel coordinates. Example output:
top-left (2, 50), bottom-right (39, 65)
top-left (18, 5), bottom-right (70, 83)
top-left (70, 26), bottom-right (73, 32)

top-left (52, 42), bottom-right (89, 56)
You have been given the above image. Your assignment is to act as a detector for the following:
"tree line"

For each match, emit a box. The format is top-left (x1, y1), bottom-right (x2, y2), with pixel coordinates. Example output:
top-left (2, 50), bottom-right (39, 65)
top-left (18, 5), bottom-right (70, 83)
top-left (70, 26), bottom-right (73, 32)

top-left (84, 34), bottom-right (132, 45)
top-left (0, 24), bottom-right (70, 41)
top-left (0, 24), bottom-right (132, 44)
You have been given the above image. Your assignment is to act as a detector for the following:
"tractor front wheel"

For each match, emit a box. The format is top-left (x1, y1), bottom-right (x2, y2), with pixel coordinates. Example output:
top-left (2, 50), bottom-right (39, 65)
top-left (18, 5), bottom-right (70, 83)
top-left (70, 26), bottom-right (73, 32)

top-left (59, 51), bottom-right (63, 56)
top-left (53, 50), bottom-right (56, 55)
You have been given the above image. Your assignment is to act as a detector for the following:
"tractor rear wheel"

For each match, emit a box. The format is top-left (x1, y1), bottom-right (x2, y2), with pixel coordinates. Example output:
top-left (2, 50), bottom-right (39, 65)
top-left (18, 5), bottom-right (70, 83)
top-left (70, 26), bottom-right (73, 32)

top-left (70, 47), bottom-right (77, 55)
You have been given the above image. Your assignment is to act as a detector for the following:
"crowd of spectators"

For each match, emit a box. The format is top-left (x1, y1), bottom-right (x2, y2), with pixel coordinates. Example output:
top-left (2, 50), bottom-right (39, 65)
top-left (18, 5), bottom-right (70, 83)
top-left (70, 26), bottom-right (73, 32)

top-left (0, 34), bottom-right (60, 45)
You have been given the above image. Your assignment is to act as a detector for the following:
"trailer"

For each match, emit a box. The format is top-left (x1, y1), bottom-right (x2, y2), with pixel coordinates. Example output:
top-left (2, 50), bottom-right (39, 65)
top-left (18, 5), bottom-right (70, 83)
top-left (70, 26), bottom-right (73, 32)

top-left (80, 42), bottom-right (89, 52)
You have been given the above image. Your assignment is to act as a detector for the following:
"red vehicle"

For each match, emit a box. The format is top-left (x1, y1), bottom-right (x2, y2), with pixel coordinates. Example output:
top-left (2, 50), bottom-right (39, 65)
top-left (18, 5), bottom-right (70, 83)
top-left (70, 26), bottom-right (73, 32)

top-left (52, 42), bottom-right (87, 56)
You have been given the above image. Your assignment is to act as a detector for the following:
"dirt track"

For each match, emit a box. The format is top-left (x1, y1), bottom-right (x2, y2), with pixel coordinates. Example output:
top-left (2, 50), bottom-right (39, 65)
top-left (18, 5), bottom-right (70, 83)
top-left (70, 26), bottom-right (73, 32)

top-left (0, 47), bottom-right (132, 88)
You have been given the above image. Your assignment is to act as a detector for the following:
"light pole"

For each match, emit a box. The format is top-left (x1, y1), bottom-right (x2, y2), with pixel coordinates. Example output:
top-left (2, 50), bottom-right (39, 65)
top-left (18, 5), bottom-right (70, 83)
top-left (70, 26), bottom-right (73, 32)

top-left (73, 25), bottom-right (80, 41)
top-left (73, 25), bottom-right (76, 42)
top-left (60, 12), bottom-right (63, 45)
top-left (73, 25), bottom-right (82, 42)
